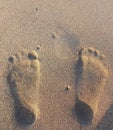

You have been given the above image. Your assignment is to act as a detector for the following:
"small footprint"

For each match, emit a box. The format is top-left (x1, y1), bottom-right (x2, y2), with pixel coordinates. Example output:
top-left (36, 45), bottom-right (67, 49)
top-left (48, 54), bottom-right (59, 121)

top-left (74, 47), bottom-right (108, 125)
top-left (7, 50), bottom-right (40, 126)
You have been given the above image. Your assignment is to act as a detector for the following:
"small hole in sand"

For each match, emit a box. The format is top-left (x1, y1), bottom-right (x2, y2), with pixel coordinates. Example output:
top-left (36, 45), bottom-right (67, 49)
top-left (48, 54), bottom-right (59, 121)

top-left (9, 57), bottom-right (14, 63)
top-left (50, 33), bottom-right (56, 39)
top-left (35, 8), bottom-right (38, 11)
top-left (36, 46), bottom-right (40, 50)
top-left (65, 85), bottom-right (71, 92)
top-left (65, 87), bottom-right (69, 92)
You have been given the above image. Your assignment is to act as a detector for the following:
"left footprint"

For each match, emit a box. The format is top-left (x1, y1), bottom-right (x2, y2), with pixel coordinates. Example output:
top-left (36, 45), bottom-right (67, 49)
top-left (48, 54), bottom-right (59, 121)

top-left (7, 50), bottom-right (40, 126)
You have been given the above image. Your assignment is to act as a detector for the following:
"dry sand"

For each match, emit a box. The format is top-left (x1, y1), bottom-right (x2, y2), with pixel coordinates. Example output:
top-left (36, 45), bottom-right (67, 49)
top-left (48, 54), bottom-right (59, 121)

top-left (0, 0), bottom-right (113, 130)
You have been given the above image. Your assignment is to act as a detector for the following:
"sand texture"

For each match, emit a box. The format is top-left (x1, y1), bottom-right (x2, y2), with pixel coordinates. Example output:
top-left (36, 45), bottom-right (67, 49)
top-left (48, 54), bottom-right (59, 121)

top-left (0, 0), bottom-right (113, 130)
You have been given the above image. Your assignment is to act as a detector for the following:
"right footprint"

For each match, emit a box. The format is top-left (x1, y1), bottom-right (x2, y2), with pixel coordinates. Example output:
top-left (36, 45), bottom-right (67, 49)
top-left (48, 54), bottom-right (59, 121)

top-left (75, 47), bottom-right (109, 125)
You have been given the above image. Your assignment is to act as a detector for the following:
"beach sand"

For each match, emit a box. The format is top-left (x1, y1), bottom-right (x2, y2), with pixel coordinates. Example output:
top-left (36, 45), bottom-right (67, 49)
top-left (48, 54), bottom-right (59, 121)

top-left (0, 0), bottom-right (113, 130)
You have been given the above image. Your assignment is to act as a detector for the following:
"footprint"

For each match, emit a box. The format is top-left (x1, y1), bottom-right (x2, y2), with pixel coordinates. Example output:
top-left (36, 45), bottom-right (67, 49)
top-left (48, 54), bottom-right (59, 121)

top-left (7, 50), bottom-right (40, 126)
top-left (74, 47), bottom-right (108, 125)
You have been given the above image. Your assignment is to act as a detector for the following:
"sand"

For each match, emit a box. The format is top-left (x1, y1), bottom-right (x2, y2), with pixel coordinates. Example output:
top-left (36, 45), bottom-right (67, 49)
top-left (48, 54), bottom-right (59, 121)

top-left (0, 0), bottom-right (113, 130)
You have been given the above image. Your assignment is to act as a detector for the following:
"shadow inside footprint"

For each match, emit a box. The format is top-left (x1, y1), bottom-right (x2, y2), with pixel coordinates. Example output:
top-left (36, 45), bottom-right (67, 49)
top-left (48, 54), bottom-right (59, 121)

top-left (74, 97), bottom-right (93, 126)
top-left (15, 104), bottom-right (35, 125)
top-left (7, 73), bottom-right (36, 126)
top-left (74, 57), bottom-right (93, 126)
top-left (75, 57), bottom-right (83, 85)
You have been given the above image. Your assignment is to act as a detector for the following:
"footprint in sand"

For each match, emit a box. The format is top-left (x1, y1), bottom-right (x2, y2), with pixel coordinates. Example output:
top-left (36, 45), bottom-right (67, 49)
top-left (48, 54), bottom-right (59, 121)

top-left (7, 50), bottom-right (40, 126)
top-left (74, 47), bottom-right (109, 125)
